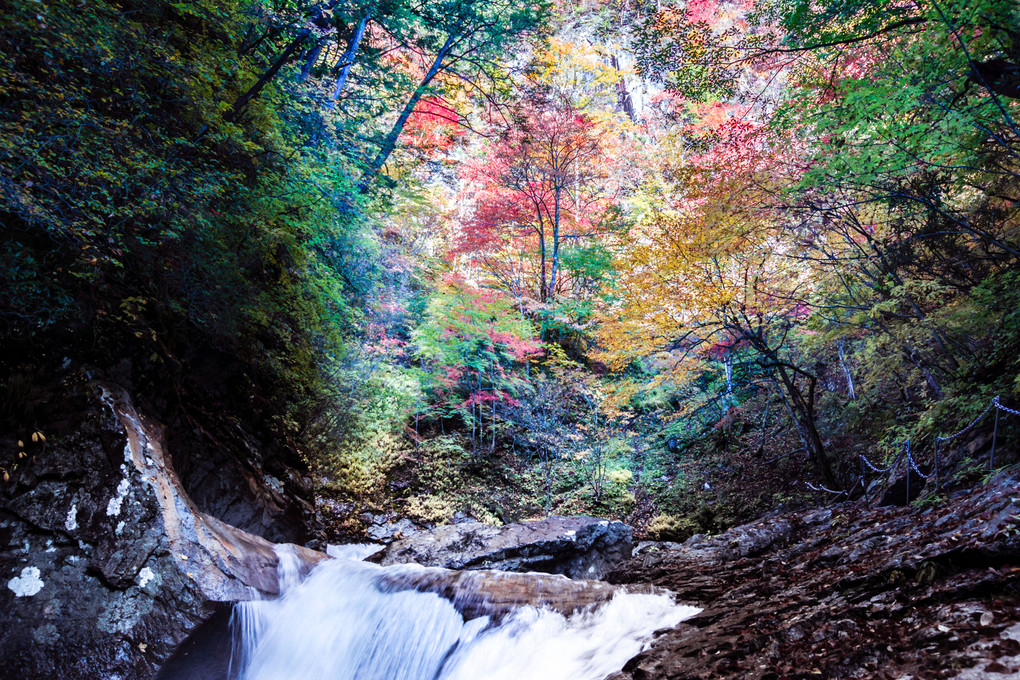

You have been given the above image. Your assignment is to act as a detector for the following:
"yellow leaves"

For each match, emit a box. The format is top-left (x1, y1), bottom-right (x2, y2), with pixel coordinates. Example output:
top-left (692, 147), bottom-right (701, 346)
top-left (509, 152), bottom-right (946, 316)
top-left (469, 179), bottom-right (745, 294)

top-left (529, 38), bottom-right (626, 110)
top-left (598, 182), bottom-right (813, 377)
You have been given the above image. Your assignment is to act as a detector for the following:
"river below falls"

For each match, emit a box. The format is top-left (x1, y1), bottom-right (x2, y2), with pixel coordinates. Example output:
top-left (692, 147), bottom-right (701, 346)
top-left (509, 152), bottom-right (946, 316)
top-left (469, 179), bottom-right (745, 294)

top-left (227, 545), bottom-right (699, 680)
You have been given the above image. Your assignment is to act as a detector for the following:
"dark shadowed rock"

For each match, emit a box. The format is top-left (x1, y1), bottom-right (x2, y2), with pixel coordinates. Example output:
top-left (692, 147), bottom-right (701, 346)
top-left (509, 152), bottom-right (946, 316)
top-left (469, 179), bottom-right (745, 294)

top-left (879, 469), bottom-right (927, 506)
top-left (606, 473), bottom-right (1020, 680)
top-left (0, 381), bottom-right (325, 680)
top-left (371, 515), bottom-right (633, 579)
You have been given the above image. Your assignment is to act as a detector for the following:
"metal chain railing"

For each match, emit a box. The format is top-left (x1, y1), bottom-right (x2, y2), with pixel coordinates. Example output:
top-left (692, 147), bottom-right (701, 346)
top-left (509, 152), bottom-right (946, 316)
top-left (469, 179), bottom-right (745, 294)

top-left (806, 481), bottom-right (843, 495)
top-left (934, 399), bottom-right (998, 446)
top-left (805, 395), bottom-right (1017, 501)
top-left (860, 442), bottom-right (907, 474)
top-left (806, 475), bottom-right (863, 497)
top-left (906, 443), bottom-right (931, 481)
top-left (993, 396), bottom-right (1020, 417)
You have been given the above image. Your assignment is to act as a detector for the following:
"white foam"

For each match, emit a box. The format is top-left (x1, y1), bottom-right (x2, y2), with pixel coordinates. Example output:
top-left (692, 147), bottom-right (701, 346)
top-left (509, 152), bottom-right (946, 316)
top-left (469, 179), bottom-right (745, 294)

top-left (232, 559), bottom-right (698, 680)
top-left (325, 543), bottom-right (385, 561)
top-left (273, 544), bottom-right (304, 595)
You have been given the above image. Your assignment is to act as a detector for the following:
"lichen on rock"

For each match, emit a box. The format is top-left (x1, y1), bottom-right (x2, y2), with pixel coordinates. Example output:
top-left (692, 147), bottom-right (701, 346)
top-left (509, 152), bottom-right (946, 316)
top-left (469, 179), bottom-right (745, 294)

top-left (8, 566), bottom-right (44, 597)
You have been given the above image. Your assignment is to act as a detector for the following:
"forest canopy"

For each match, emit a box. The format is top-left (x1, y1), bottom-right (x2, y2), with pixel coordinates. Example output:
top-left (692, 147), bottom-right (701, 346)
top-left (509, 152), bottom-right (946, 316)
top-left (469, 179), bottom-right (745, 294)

top-left (2, 0), bottom-right (1017, 536)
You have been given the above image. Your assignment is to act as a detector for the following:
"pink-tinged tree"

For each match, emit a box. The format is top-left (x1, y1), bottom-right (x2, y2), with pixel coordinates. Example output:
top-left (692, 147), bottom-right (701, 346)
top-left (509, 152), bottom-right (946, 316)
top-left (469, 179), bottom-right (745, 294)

top-left (456, 98), bottom-right (617, 305)
top-left (412, 273), bottom-right (543, 451)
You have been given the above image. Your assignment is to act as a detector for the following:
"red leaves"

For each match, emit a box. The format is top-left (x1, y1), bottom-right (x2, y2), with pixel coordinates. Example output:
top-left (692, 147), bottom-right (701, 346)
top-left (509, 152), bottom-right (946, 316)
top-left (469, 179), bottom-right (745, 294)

top-left (454, 97), bottom-right (617, 301)
top-left (685, 0), bottom-right (722, 25)
top-left (400, 97), bottom-right (467, 156)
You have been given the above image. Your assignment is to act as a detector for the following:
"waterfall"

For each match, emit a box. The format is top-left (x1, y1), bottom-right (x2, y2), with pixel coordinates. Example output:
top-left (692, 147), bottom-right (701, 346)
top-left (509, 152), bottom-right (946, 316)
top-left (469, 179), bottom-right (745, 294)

top-left (229, 546), bottom-right (699, 680)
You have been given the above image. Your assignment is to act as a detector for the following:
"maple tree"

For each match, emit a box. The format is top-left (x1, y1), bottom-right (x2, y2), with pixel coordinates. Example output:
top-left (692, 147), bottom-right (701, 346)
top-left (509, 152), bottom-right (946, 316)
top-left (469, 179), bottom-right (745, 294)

top-left (456, 97), bottom-right (617, 306)
top-left (412, 273), bottom-right (542, 451)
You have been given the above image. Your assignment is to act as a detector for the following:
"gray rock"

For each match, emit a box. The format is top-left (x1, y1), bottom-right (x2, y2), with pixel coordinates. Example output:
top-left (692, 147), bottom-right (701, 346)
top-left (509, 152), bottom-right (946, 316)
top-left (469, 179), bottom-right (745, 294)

top-left (0, 383), bottom-right (325, 680)
top-left (372, 515), bottom-right (634, 579)
top-left (376, 564), bottom-right (650, 620)
top-left (361, 513), bottom-right (426, 543)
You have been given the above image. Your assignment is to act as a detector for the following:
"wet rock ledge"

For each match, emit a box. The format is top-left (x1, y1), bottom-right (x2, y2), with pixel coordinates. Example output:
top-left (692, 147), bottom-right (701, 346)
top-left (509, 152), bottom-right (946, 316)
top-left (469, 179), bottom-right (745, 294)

top-left (371, 514), bottom-right (634, 579)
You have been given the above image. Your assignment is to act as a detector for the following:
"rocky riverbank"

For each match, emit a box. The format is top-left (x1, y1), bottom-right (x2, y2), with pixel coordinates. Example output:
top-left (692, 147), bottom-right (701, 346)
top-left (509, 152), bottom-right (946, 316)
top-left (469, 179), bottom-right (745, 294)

top-left (4, 372), bottom-right (1017, 680)
top-left (607, 471), bottom-right (1020, 680)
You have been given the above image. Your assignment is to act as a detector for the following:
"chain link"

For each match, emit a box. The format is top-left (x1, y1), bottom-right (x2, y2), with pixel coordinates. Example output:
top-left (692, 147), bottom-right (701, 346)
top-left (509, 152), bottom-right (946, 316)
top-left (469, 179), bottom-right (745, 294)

top-left (936, 399), bottom-right (997, 443)
top-left (806, 476), bottom-right (861, 496)
top-left (994, 396), bottom-right (1020, 416)
top-left (806, 481), bottom-right (845, 495)
top-left (860, 449), bottom-right (903, 474)
top-left (906, 448), bottom-right (931, 480)
top-left (860, 454), bottom-right (891, 473)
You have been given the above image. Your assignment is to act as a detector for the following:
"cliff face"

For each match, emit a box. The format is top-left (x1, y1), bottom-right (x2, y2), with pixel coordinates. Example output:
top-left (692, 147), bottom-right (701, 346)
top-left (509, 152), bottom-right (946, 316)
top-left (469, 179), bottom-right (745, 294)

top-left (0, 374), bottom-right (322, 679)
top-left (607, 472), bottom-right (1020, 680)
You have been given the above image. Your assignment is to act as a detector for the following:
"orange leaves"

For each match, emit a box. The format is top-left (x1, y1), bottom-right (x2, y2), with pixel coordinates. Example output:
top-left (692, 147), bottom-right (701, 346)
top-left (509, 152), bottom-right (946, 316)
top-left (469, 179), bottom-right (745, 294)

top-left (598, 138), bottom-right (812, 376)
top-left (688, 101), bottom-right (746, 135)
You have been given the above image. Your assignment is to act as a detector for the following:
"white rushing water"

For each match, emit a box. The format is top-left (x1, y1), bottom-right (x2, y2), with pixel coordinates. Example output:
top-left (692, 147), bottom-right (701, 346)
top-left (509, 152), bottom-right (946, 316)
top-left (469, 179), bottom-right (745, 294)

top-left (231, 545), bottom-right (699, 680)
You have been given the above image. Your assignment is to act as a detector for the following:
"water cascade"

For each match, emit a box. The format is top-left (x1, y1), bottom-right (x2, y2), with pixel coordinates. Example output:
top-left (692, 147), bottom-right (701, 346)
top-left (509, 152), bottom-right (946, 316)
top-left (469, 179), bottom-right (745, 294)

top-left (229, 545), bottom-right (699, 680)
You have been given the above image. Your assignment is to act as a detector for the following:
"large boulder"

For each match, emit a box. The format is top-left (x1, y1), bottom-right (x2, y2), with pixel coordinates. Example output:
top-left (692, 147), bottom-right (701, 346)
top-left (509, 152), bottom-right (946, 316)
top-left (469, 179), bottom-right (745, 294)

top-left (372, 515), bottom-right (634, 579)
top-left (0, 380), bottom-right (324, 680)
top-left (375, 564), bottom-right (652, 620)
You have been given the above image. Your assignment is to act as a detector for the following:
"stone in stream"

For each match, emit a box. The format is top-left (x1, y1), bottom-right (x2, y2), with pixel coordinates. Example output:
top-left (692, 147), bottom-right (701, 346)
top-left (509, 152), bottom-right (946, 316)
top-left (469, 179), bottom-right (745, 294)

top-left (376, 565), bottom-right (639, 621)
top-left (370, 514), bottom-right (635, 579)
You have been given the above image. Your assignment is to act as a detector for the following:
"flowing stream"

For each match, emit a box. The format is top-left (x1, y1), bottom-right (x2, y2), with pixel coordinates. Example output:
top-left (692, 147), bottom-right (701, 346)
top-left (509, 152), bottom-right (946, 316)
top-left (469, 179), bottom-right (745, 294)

top-left (229, 545), bottom-right (699, 680)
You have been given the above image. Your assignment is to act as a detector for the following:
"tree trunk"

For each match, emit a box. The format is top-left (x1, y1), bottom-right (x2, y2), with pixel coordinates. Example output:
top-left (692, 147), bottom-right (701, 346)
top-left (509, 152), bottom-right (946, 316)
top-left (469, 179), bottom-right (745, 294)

top-left (299, 39), bottom-right (325, 83)
top-left (490, 359), bottom-right (497, 453)
top-left (224, 29), bottom-right (311, 122)
top-left (358, 34), bottom-right (456, 192)
top-left (548, 186), bottom-right (562, 299)
top-left (771, 362), bottom-right (838, 489)
top-left (327, 12), bottom-right (371, 110)
top-left (837, 341), bottom-right (856, 400)
top-left (609, 53), bottom-right (635, 120)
